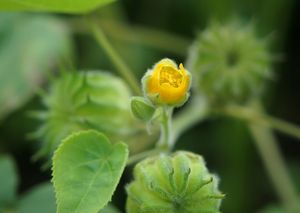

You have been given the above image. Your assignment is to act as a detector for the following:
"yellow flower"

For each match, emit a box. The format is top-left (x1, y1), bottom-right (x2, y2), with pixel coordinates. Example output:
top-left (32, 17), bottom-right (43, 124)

top-left (142, 58), bottom-right (191, 107)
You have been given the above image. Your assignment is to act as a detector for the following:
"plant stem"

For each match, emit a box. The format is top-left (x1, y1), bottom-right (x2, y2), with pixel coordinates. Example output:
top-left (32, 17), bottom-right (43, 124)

top-left (127, 149), bottom-right (164, 166)
top-left (265, 116), bottom-right (300, 141)
top-left (97, 19), bottom-right (191, 56)
top-left (70, 18), bottom-right (191, 56)
top-left (224, 104), bottom-right (300, 141)
top-left (249, 122), bottom-right (299, 211)
top-left (173, 96), bottom-right (209, 141)
top-left (231, 102), bottom-right (299, 211)
top-left (157, 107), bottom-right (174, 150)
top-left (91, 23), bottom-right (141, 95)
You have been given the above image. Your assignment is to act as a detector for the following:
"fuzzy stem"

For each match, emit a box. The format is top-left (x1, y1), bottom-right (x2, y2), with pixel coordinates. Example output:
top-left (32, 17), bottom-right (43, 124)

top-left (127, 149), bottom-right (164, 166)
top-left (264, 116), bottom-right (300, 141)
top-left (230, 102), bottom-right (299, 211)
top-left (173, 96), bottom-right (209, 141)
top-left (127, 106), bottom-right (174, 165)
top-left (157, 107), bottom-right (174, 150)
top-left (69, 18), bottom-right (191, 56)
top-left (91, 23), bottom-right (141, 95)
top-left (224, 104), bottom-right (300, 141)
top-left (249, 123), bottom-right (299, 211)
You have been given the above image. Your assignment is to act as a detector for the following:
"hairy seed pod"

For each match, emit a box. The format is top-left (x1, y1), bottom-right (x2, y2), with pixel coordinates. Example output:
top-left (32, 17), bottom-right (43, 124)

top-left (126, 151), bottom-right (224, 213)
top-left (32, 71), bottom-right (153, 159)
top-left (188, 21), bottom-right (272, 104)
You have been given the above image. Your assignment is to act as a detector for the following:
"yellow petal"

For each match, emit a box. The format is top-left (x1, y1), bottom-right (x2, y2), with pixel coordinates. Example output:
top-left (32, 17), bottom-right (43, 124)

top-left (144, 58), bottom-right (191, 106)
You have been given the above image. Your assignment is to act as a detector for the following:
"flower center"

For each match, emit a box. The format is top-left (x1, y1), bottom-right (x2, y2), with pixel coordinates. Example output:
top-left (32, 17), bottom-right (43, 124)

top-left (159, 66), bottom-right (183, 88)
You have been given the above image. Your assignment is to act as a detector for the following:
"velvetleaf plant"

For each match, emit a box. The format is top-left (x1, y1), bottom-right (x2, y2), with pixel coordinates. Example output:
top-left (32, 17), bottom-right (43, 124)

top-left (2, 0), bottom-right (300, 213)
top-left (127, 59), bottom-right (224, 211)
top-left (48, 59), bottom-right (224, 213)
top-left (19, 3), bottom-right (300, 210)
top-left (43, 22), bottom-right (300, 212)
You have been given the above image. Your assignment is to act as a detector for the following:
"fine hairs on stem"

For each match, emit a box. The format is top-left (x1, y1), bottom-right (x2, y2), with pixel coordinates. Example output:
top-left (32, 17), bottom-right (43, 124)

top-left (248, 102), bottom-right (299, 211)
top-left (91, 20), bottom-right (141, 95)
top-left (157, 106), bottom-right (174, 150)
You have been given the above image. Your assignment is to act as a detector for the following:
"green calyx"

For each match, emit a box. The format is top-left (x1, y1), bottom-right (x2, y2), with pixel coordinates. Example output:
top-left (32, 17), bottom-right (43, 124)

top-left (126, 151), bottom-right (224, 213)
top-left (188, 21), bottom-right (272, 105)
top-left (131, 96), bottom-right (156, 122)
top-left (32, 71), bottom-right (149, 159)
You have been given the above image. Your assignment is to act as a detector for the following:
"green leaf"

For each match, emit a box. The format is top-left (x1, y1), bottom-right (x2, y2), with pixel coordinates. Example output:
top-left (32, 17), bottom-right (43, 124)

top-left (0, 0), bottom-right (115, 13)
top-left (18, 183), bottom-right (56, 213)
top-left (0, 155), bottom-right (18, 206)
top-left (0, 13), bottom-right (72, 121)
top-left (100, 204), bottom-right (121, 213)
top-left (52, 130), bottom-right (128, 213)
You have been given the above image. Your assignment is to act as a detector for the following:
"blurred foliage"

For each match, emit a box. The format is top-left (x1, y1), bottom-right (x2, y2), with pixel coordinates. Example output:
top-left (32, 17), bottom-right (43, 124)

top-left (0, 155), bottom-right (18, 208)
top-left (0, 0), bottom-right (299, 212)
top-left (0, 13), bottom-right (72, 121)
top-left (18, 183), bottom-right (56, 213)
top-left (0, 155), bottom-right (55, 212)
top-left (0, 0), bottom-right (114, 13)
top-left (31, 71), bottom-right (145, 160)
top-left (188, 20), bottom-right (272, 104)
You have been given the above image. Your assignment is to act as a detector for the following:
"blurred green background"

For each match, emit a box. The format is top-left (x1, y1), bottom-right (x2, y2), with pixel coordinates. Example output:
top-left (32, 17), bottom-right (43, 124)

top-left (0, 0), bottom-right (300, 212)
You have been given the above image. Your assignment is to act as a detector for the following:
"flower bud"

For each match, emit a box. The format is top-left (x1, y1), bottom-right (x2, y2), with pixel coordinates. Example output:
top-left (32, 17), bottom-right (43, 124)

top-left (126, 151), bottom-right (224, 213)
top-left (188, 21), bottom-right (272, 104)
top-left (131, 97), bottom-right (155, 122)
top-left (142, 59), bottom-right (191, 107)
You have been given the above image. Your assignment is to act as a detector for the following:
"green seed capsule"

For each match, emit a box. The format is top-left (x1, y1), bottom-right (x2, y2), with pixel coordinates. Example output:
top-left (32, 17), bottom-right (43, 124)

top-left (126, 151), bottom-right (224, 213)
top-left (188, 21), bottom-right (272, 105)
top-left (32, 71), bottom-right (153, 159)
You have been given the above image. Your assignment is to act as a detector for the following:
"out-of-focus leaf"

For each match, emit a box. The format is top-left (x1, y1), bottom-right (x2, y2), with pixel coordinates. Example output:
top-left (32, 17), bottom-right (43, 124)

top-left (0, 13), bottom-right (71, 121)
top-left (52, 130), bottom-right (128, 213)
top-left (0, 155), bottom-right (18, 206)
top-left (18, 183), bottom-right (56, 213)
top-left (0, 0), bottom-right (115, 13)
top-left (258, 205), bottom-right (283, 213)
top-left (100, 204), bottom-right (121, 213)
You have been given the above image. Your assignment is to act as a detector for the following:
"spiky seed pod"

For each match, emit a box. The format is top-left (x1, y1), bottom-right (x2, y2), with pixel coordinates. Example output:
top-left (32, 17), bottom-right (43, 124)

top-left (32, 71), bottom-right (151, 159)
top-left (188, 21), bottom-right (272, 104)
top-left (126, 151), bottom-right (224, 213)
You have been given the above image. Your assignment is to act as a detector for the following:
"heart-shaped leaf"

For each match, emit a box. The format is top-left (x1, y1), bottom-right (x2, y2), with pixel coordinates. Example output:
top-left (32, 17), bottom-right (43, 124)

top-left (52, 130), bottom-right (128, 213)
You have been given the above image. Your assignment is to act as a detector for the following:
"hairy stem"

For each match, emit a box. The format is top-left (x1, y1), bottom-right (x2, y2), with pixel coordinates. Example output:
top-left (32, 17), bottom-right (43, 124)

top-left (127, 149), bottom-right (164, 166)
top-left (234, 102), bottom-right (299, 211)
top-left (249, 122), bottom-right (299, 211)
top-left (157, 107), bottom-right (174, 150)
top-left (224, 104), bottom-right (300, 141)
top-left (70, 18), bottom-right (191, 56)
top-left (173, 96), bottom-right (209, 141)
top-left (91, 23), bottom-right (141, 95)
